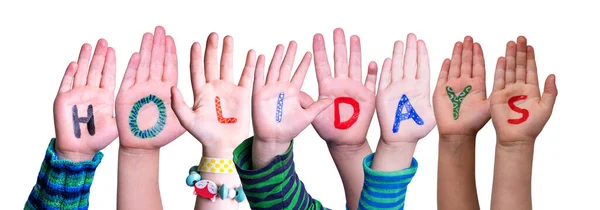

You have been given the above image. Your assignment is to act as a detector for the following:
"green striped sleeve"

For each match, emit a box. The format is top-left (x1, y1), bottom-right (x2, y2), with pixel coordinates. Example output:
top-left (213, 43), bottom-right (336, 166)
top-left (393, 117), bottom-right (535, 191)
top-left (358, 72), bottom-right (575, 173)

top-left (233, 137), bottom-right (329, 210)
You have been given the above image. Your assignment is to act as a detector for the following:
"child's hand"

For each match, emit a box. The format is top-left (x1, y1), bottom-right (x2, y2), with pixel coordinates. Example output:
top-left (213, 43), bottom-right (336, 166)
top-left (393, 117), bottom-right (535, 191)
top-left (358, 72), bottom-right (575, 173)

top-left (309, 28), bottom-right (377, 147)
top-left (171, 33), bottom-right (256, 158)
top-left (115, 26), bottom-right (185, 150)
top-left (376, 34), bottom-right (436, 144)
top-left (490, 36), bottom-right (557, 144)
top-left (433, 36), bottom-right (490, 137)
top-left (251, 42), bottom-right (332, 167)
top-left (53, 39), bottom-right (118, 162)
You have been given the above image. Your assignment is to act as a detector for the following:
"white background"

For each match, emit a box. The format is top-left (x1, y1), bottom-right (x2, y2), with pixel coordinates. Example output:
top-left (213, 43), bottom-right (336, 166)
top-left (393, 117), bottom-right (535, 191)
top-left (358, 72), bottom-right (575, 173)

top-left (0, 0), bottom-right (597, 209)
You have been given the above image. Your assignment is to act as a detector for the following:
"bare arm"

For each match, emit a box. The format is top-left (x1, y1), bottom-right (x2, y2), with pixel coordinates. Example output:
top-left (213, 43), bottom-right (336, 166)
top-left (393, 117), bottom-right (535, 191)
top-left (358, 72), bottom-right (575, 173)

top-left (117, 148), bottom-right (162, 210)
top-left (490, 142), bottom-right (534, 210)
top-left (328, 142), bottom-right (372, 209)
top-left (437, 135), bottom-right (480, 210)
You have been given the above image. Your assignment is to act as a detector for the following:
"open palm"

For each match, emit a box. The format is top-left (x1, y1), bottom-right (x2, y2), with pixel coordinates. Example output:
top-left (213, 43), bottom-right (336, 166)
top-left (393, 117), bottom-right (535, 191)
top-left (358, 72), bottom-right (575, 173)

top-left (253, 42), bottom-right (332, 143)
top-left (490, 36), bottom-right (557, 143)
top-left (377, 34), bottom-right (436, 143)
top-left (116, 26), bottom-right (185, 149)
top-left (172, 33), bottom-right (255, 151)
top-left (433, 36), bottom-right (490, 136)
top-left (308, 28), bottom-right (377, 146)
top-left (53, 39), bottom-right (118, 161)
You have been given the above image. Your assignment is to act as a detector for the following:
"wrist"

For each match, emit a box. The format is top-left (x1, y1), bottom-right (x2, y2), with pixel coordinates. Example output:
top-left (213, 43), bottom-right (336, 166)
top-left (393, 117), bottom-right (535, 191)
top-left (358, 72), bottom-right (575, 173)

top-left (119, 145), bottom-right (160, 157)
top-left (251, 137), bottom-right (291, 170)
top-left (202, 146), bottom-right (235, 159)
top-left (372, 139), bottom-right (416, 171)
top-left (439, 134), bottom-right (477, 144)
top-left (496, 138), bottom-right (535, 151)
top-left (327, 140), bottom-right (371, 156)
top-left (55, 150), bottom-right (96, 162)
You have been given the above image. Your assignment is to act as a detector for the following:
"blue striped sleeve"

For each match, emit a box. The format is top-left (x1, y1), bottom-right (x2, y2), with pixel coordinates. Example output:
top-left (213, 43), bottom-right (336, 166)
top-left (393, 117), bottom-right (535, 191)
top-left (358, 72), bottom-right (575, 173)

top-left (233, 137), bottom-right (328, 210)
top-left (25, 138), bottom-right (103, 210)
top-left (358, 153), bottom-right (418, 210)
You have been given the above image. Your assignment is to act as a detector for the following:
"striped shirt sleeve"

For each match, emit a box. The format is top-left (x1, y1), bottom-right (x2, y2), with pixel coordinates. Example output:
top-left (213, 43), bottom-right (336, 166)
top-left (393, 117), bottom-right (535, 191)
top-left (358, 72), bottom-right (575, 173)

top-left (358, 153), bottom-right (418, 210)
top-left (25, 138), bottom-right (103, 210)
top-left (233, 137), bottom-right (328, 210)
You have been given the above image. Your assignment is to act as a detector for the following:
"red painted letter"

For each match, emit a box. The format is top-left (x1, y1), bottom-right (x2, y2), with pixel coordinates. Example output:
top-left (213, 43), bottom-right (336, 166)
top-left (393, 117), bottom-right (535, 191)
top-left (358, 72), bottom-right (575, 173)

top-left (334, 97), bottom-right (360, 129)
top-left (215, 96), bottom-right (237, 123)
top-left (507, 95), bottom-right (529, 124)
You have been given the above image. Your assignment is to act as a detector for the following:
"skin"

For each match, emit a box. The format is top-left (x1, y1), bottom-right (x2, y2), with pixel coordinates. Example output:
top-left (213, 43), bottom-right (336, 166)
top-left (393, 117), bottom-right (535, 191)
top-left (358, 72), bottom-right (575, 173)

top-left (115, 26), bottom-right (186, 210)
top-left (373, 33), bottom-right (436, 172)
top-left (171, 33), bottom-right (257, 210)
top-left (489, 36), bottom-right (557, 210)
top-left (54, 39), bottom-right (118, 161)
top-left (433, 36), bottom-right (490, 210)
top-left (305, 28), bottom-right (378, 210)
top-left (251, 41), bottom-right (333, 169)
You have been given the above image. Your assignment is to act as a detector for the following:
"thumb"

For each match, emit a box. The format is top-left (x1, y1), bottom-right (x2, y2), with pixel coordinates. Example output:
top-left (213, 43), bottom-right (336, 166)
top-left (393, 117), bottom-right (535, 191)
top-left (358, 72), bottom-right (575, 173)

top-left (304, 98), bottom-right (333, 122)
top-left (170, 86), bottom-right (195, 129)
top-left (299, 91), bottom-right (315, 109)
top-left (541, 74), bottom-right (558, 108)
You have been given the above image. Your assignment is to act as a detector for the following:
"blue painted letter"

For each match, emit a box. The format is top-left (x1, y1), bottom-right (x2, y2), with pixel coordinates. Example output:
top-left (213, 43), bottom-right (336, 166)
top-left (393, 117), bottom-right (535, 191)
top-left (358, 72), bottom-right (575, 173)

top-left (392, 94), bottom-right (424, 133)
top-left (276, 92), bottom-right (284, 123)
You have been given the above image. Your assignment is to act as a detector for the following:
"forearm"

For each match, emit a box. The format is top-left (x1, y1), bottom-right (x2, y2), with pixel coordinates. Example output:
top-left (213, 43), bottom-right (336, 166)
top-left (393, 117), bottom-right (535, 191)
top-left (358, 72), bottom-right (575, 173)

top-left (491, 141), bottom-right (535, 210)
top-left (117, 146), bottom-right (162, 210)
top-left (437, 135), bottom-right (480, 210)
top-left (194, 148), bottom-right (241, 210)
top-left (25, 138), bottom-right (103, 210)
top-left (328, 141), bottom-right (372, 210)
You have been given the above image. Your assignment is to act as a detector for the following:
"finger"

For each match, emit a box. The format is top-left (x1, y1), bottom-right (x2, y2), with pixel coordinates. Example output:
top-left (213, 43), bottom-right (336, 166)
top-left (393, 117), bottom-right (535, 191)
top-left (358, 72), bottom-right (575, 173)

top-left (505, 41), bottom-right (517, 84)
top-left (304, 98), bottom-right (334, 123)
top-left (437, 59), bottom-right (451, 87)
top-left (298, 91), bottom-right (315, 109)
top-left (279, 41), bottom-right (298, 82)
top-left (472, 43), bottom-right (486, 79)
top-left (312, 33), bottom-right (333, 83)
top-left (448, 42), bottom-right (462, 79)
top-left (220, 35), bottom-right (234, 82)
top-left (238, 50), bottom-right (256, 89)
top-left (73, 43), bottom-right (92, 88)
top-left (515, 36), bottom-right (528, 84)
top-left (253, 55), bottom-right (266, 92)
top-left (348, 35), bottom-right (362, 81)
top-left (526, 46), bottom-right (539, 86)
top-left (190, 42), bottom-right (205, 97)
top-left (364, 61), bottom-right (378, 92)
top-left (417, 40), bottom-right (430, 82)
top-left (403, 33), bottom-right (418, 79)
top-left (163, 35), bottom-right (178, 85)
top-left (204, 32), bottom-right (219, 82)
top-left (390, 40), bottom-right (405, 81)
top-left (541, 74), bottom-right (558, 107)
top-left (492, 57), bottom-right (506, 91)
top-left (100, 47), bottom-right (116, 98)
top-left (86, 39), bottom-right (108, 87)
top-left (290, 52), bottom-right (312, 88)
top-left (333, 28), bottom-right (348, 78)
top-left (266, 44), bottom-right (284, 83)
top-left (378, 58), bottom-right (392, 90)
top-left (149, 26), bottom-right (166, 80)
top-left (460, 36), bottom-right (474, 78)
top-left (119, 53), bottom-right (141, 92)
top-left (171, 87), bottom-right (195, 129)
top-left (136, 33), bottom-right (153, 82)
top-left (58, 62), bottom-right (78, 94)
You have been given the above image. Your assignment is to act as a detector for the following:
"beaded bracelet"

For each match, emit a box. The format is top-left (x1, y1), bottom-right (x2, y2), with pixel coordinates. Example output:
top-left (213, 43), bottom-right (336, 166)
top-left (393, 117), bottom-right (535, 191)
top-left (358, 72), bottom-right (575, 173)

top-left (186, 165), bottom-right (246, 203)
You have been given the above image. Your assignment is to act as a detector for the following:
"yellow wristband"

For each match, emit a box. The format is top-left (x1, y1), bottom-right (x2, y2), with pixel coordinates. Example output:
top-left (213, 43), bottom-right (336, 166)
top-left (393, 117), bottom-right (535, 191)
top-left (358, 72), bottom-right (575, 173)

top-left (198, 157), bottom-right (237, 174)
